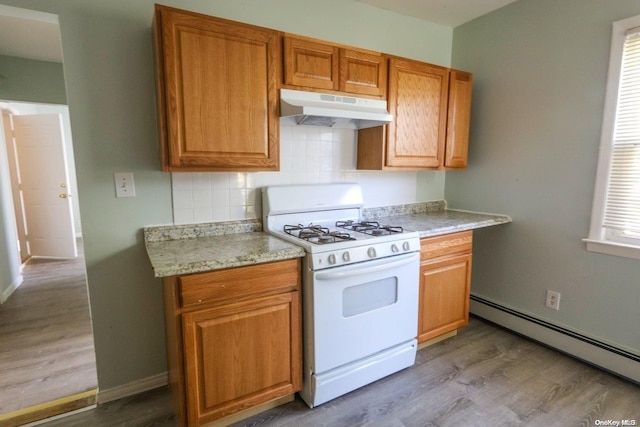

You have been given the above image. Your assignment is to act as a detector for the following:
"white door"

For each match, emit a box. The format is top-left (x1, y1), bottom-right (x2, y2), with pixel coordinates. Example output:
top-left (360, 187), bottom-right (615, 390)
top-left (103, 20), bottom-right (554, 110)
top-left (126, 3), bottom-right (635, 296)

top-left (12, 114), bottom-right (77, 258)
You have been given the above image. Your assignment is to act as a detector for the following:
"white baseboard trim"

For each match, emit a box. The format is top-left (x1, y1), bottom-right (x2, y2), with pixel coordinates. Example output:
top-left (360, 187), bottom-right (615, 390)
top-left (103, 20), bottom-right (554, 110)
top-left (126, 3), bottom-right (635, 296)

top-left (470, 295), bottom-right (640, 384)
top-left (1, 274), bottom-right (23, 304)
top-left (97, 372), bottom-right (168, 404)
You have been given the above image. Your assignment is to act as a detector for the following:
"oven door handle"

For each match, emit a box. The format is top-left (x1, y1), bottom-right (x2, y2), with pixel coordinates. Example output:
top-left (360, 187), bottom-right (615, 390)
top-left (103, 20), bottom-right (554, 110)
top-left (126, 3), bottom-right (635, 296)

top-left (315, 252), bottom-right (419, 281)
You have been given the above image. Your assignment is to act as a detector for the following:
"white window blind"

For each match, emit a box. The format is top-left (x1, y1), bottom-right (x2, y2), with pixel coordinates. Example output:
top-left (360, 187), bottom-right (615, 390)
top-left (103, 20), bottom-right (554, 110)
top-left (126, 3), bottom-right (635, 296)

top-left (602, 28), bottom-right (640, 236)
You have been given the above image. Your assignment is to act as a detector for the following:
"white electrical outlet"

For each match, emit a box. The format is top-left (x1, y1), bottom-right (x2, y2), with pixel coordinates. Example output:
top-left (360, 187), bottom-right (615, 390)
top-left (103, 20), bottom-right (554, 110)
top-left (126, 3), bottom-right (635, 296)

top-left (114, 172), bottom-right (136, 198)
top-left (546, 290), bottom-right (561, 310)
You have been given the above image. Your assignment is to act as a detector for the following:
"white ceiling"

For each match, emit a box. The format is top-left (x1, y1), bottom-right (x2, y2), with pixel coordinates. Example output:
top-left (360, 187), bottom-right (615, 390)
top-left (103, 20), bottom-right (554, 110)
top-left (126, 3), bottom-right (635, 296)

top-left (0, 1), bottom-right (517, 64)
top-left (356, 0), bottom-right (518, 27)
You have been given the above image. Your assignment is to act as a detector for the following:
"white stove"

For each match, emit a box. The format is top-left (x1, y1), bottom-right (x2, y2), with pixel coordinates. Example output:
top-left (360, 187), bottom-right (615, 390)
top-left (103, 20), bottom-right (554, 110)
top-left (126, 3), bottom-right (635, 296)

top-left (262, 183), bottom-right (420, 270)
top-left (262, 183), bottom-right (420, 408)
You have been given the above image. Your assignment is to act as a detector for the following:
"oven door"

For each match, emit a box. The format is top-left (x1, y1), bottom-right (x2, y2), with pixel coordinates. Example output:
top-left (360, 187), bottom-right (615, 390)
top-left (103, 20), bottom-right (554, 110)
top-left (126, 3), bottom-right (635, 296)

top-left (309, 252), bottom-right (419, 374)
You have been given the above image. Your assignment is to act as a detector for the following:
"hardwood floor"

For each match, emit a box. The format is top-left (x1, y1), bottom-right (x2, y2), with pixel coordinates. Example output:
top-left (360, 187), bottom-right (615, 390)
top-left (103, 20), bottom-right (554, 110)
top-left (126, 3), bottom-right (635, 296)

top-left (35, 316), bottom-right (640, 426)
top-left (0, 241), bottom-right (98, 425)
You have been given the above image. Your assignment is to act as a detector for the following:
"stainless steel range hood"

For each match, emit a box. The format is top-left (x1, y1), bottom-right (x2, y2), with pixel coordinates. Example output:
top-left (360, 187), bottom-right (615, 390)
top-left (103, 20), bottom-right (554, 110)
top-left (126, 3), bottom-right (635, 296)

top-left (280, 89), bottom-right (392, 129)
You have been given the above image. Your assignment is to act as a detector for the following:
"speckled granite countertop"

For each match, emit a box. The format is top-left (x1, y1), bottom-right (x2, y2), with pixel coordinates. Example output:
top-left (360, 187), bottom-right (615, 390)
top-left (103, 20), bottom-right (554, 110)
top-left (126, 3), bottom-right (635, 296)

top-left (362, 200), bottom-right (511, 238)
top-left (364, 206), bottom-right (512, 238)
top-left (144, 220), bottom-right (304, 278)
top-left (144, 202), bottom-right (511, 277)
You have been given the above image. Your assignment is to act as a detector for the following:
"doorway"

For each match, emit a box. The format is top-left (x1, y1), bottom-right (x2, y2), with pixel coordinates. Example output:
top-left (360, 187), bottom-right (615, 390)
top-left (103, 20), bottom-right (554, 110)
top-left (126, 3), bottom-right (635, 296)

top-left (3, 106), bottom-right (80, 261)
top-left (0, 5), bottom-right (98, 425)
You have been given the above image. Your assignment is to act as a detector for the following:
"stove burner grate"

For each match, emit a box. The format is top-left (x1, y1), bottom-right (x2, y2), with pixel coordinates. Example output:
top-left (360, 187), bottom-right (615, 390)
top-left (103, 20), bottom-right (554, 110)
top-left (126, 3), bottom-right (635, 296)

top-left (336, 220), bottom-right (404, 236)
top-left (284, 224), bottom-right (356, 245)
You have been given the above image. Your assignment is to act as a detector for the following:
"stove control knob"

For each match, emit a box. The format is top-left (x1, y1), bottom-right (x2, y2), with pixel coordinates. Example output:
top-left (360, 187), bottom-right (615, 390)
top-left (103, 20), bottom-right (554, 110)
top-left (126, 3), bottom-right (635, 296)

top-left (367, 247), bottom-right (377, 258)
top-left (342, 251), bottom-right (350, 262)
top-left (403, 242), bottom-right (411, 251)
top-left (391, 244), bottom-right (399, 253)
top-left (328, 254), bottom-right (337, 265)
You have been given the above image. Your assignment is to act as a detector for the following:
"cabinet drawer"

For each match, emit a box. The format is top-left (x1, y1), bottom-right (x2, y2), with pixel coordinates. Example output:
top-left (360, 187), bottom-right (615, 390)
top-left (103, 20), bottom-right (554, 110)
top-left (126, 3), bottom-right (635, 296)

top-left (179, 259), bottom-right (300, 309)
top-left (420, 230), bottom-right (472, 260)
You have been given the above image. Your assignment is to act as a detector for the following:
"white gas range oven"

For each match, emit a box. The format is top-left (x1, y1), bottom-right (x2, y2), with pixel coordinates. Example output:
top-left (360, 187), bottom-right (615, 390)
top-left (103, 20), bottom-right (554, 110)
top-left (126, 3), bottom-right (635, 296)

top-left (262, 183), bottom-right (420, 408)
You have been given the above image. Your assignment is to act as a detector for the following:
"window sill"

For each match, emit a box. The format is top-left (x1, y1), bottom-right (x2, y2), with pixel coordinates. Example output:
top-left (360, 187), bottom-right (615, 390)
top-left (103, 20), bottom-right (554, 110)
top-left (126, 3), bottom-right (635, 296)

top-left (583, 238), bottom-right (640, 260)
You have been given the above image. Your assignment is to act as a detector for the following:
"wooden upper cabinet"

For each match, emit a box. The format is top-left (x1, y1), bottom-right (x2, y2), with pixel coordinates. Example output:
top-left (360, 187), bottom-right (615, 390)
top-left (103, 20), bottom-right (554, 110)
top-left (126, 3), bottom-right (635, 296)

top-left (387, 59), bottom-right (449, 168)
top-left (153, 5), bottom-right (280, 171)
top-left (284, 37), bottom-right (339, 91)
top-left (283, 35), bottom-right (387, 98)
top-left (357, 60), bottom-right (473, 170)
top-left (339, 49), bottom-right (387, 98)
top-left (358, 58), bottom-right (449, 169)
top-left (444, 70), bottom-right (473, 169)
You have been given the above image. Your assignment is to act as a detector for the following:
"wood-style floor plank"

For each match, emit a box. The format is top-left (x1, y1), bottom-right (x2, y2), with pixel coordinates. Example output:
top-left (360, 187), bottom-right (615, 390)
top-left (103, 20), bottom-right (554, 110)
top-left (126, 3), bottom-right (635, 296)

top-left (36, 316), bottom-right (640, 427)
top-left (35, 386), bottom-right (176, 427)
top-left (0, 241), bottom-right (98, 420)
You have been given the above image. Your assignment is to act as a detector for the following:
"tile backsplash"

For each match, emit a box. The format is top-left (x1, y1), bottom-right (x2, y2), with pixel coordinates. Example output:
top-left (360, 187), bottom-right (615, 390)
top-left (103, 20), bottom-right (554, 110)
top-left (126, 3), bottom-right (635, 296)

top-left (171, 125), bottom-right (421, 225)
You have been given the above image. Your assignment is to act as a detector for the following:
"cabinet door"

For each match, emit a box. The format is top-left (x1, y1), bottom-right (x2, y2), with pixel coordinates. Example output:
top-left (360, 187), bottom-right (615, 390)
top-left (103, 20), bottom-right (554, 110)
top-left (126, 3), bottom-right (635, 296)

top-left (154, 5), bottom-right (280, 171)
top-left (284, 36), bottom-right (339, 91)
top-left (386, 58), bottom-right (449, 168)
top-left (182, 292), bottom-right (301, 424)
top-left (339, 49), bottom-right (387, 98)
top-left (444, 70), bottom-right (473, 169)
top-left (418, 253), bottom-right (472, 343)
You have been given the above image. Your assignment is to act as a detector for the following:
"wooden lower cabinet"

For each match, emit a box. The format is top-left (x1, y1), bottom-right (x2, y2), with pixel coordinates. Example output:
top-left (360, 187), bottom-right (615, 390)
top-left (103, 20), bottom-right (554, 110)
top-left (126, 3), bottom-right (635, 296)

top-left (418, 231), bottom-right (472, 343)
top-left (163, 259), bottom-right (302, 426)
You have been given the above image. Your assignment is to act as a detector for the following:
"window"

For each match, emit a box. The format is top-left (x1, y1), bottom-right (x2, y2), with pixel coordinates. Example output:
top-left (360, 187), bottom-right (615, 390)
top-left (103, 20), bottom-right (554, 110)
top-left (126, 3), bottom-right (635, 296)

top-left (585, 15), bottom-right (640, 260)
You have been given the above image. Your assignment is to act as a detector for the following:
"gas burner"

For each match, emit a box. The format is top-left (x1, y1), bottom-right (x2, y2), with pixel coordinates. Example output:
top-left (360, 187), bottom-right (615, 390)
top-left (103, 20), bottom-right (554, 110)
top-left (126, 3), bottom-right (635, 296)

top-left (284, 224), bottom-right (355, 245)
top-left (336, 220), bottom-right (404, 236)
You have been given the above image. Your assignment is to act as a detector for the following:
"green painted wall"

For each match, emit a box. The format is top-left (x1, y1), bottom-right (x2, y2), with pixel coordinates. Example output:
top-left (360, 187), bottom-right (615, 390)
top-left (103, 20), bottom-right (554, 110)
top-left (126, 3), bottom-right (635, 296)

top-left (0, 55), bottom-right (66, 104)
top-left (0, 0), bottom-right (452, 390)
top-left (447, 0), bottom-right (640, 354)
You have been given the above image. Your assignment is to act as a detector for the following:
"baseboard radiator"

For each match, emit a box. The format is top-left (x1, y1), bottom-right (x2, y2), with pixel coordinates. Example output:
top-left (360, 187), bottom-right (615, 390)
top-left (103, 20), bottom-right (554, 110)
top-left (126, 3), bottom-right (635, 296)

top-left (470, 294), bottom-right (640, 384)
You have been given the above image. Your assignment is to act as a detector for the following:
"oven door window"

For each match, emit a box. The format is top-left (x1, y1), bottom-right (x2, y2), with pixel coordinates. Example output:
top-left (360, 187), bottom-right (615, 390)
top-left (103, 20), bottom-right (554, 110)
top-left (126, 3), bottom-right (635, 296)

top-left (343, 277), bottom-right (398, 317)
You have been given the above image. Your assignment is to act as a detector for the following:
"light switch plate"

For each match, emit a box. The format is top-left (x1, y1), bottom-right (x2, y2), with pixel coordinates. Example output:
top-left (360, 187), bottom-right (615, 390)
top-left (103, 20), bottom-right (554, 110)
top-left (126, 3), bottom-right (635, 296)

top-left (114, 172), bottom-right (136, 198)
